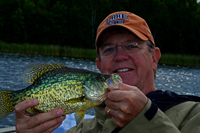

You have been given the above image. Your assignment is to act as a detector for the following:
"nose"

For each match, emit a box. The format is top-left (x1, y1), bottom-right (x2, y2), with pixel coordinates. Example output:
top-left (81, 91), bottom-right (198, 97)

top-left (113, 46), bottom-right (129, 61)
top-left (116, 45), bottom-right (126, 51)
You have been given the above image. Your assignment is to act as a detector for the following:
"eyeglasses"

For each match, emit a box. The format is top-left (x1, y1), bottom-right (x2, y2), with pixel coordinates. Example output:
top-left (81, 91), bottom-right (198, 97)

top-left (99, 42), bottom-right (139, 57)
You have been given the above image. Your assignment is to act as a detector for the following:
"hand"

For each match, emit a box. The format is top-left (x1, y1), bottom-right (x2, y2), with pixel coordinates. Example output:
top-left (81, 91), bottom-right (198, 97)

top-left (15, 99), bottom-right (66, 133)
top-left (105, 83), bottom-right (148, 128)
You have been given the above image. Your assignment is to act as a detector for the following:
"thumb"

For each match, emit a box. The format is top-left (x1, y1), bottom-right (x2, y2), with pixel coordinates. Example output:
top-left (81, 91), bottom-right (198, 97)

top-left (118, 83), bottom-right (138, 91)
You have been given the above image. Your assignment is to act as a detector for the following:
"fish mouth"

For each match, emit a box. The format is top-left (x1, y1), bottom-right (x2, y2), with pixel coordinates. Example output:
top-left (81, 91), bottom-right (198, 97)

top-left (106, 74), bottom-right (122, 89)
top-left (88, 91), bottom-right (108, 103)
top-left (113, 68), bottom-right (133, 73)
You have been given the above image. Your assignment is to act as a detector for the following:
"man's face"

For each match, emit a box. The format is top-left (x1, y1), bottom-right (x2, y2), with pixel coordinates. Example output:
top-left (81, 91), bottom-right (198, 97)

top-left (96, 28), bottom-right (160, 94)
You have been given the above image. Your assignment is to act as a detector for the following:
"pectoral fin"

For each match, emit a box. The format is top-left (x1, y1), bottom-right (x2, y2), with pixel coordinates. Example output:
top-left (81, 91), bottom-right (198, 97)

top-left (75, 111), bottom-right (86, 126)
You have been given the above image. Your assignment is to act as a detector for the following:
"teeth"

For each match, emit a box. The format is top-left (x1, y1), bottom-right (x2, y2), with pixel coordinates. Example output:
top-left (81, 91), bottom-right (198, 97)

top-left (116, 69), bottom-right (130, 72)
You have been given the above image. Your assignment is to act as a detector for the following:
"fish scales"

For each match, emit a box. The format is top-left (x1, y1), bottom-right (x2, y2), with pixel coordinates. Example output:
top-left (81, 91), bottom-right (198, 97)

top-left (12, 78), bottom-right (86, 113)
top-left (11, 68), bottom-right (91, 110)
top-left (0, 63), bottom-right (122, 125)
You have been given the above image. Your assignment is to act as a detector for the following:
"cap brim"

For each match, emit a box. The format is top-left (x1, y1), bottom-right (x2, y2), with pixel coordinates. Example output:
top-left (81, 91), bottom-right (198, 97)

top-left (96, 24), bottom-right (148, 48)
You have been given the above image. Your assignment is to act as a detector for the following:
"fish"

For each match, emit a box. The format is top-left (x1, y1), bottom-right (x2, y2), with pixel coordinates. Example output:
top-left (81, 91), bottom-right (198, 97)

top-left (0, 63), bottom-right (122, 125)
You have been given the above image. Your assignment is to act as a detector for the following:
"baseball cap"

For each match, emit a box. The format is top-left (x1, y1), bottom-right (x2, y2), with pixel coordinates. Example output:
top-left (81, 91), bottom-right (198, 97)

top-left (95, 11), bottom-right (155, 50)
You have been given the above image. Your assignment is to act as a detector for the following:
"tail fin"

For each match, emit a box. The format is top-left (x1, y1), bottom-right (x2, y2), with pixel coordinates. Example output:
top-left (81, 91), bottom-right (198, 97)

top-left (0, 90), bottom-right (15, 120)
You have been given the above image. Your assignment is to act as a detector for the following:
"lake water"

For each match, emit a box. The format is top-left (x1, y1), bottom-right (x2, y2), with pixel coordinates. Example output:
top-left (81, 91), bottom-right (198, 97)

top-left (0, 52), bottom-right (200, 129)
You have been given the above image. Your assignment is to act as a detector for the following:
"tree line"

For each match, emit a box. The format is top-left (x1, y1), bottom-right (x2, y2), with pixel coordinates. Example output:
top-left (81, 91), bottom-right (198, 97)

top-left (0, 0), bottom-right (200, 55)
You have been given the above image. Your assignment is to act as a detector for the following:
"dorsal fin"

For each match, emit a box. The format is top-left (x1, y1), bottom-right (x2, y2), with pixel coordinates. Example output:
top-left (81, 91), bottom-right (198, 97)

top-left (21, 63), bottom-right (66, 83)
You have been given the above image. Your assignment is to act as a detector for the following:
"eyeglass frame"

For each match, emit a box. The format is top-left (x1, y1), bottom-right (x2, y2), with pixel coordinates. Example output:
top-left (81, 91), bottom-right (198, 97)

top-left (99, 40), bottom-right (147, 57)
top-left (97, 40), bottom-right (155, 59)
top-left (96, 40), bottom-right (156, 79)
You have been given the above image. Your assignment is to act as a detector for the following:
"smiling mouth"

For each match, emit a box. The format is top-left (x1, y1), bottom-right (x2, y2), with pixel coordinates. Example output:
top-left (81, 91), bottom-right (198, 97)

top-left (114, 68), bottom-right (133, 73)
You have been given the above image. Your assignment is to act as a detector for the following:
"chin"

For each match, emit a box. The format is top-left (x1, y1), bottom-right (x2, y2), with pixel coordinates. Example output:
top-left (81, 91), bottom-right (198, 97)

top-left (118, 73), bottom-right (135, 84)
top-left (120, 77), bottom-right (135, 86)
top-left (123, 80), bottom-right (135, 86)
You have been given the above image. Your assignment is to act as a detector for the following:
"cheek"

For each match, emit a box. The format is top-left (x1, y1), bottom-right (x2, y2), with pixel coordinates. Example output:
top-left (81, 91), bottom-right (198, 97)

top-left (132, 52), bottom-right (153, 73)
top-left (138, 52), bottom-right (153, 65)
top-left (130, 54), bottom-right (143, 67)
top-left (99, 59), bottom-right (112, 73)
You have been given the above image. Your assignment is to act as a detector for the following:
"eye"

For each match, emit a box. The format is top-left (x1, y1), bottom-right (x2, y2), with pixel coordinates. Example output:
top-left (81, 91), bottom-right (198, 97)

top-left (129, 44), bottom-right (137, 48)
top-left (125, 43), bottom-right (138, 50)
top-left (99, 76), bottom-right (105, 81)
top-left (104, 47), bottom-right (114, 53)
top-left (100, 45), bottom-right (115, 55)
top-left (130, 45), bottom-right (136, 48)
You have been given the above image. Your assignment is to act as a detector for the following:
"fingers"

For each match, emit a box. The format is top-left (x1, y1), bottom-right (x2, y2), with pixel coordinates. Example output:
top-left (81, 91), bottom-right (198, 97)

top-left (106, 89), bottom-right (133, 102)
top-left (106, 87), bottom-right (147, 112)
top-left (105, 83), bottom-right (148, 127)
top-left (105, 97), bottom-right (135, 113)
top-left (105, 106), bottom-right (113, 117)
top-left (107, 83), bottom-right (144, 102)
top-left (15, 99), bottom-right (66, 133)
top-left (105, 106), bottom-right (133, 128)
top-left (43, 121), bottom-right (64, 133)
top-left (31, 114), bottom-right (66, 133)
top-left (118, 83), bottom-right (135, 91)
top-left (15, 99), bottom-right (39, 118)
top-left (16, 109), bottom-right (66, 133)
top-left (28, 109), bottom-right (65, 128)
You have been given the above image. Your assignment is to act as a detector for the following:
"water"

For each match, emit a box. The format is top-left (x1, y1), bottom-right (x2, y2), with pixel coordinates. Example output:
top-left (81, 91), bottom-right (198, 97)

top-left (0, 52), bottom-right (200, 129)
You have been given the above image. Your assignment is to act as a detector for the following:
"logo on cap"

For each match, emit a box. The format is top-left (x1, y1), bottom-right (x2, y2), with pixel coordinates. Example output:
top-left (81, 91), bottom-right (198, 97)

top-left (105, 13), bottom-right (129, 26)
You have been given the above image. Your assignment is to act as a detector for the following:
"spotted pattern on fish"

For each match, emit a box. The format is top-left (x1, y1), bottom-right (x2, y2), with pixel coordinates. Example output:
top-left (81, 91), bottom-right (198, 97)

top-left (0, 63), bottom-right (122, 125)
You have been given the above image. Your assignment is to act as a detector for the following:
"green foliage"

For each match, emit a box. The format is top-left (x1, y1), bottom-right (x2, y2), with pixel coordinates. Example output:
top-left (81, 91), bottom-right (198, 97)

top-left (159, 53), bottom-right (200, 66)
top-left (0, 42), bottom-right (97, 59)
top-left (1, 42), bottom-right (199, 66)
top-left (0, 0), bottom-right (199, 55)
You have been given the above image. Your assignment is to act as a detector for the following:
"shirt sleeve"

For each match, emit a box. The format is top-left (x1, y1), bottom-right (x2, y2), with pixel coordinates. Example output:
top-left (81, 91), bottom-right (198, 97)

top-left (118, 99), bottom-right (181, 133)
top-left (65, 100), bottom-right (200, 133)
top-left (65, 117), bottom-right (103, 133)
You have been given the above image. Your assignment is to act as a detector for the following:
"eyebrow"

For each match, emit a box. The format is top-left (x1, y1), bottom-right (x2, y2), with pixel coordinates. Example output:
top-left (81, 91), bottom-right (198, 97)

top-left (100, 40), bottom-right (136, 47)
top-left (100, 43), bottom-right (113, 48)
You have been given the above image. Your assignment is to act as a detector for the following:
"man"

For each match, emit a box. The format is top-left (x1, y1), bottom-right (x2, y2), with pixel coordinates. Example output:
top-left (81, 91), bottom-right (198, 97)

top-left (15, 11), bottom-right (200, 133)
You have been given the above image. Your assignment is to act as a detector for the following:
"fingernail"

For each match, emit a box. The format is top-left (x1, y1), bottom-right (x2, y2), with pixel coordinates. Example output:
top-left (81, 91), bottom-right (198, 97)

top-left (33, 99), bottom-right (39, 105)
top-left (57, 110), bottom-right (63, 115)
top-left (60, 116), bottom-right (65, 120)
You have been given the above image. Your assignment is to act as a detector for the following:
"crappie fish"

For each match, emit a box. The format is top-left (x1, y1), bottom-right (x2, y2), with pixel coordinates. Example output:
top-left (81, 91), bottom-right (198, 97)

top-left (0, 63), bottom-right (122, 125)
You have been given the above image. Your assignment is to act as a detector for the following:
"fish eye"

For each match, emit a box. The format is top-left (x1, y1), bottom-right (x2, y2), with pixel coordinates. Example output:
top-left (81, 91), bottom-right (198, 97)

top-left (99, 76), bottom-right (105, 81)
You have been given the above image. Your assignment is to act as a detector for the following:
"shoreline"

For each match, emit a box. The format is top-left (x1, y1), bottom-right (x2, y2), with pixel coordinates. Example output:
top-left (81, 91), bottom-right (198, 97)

top-left (0, 43), bottom-right (200, 66)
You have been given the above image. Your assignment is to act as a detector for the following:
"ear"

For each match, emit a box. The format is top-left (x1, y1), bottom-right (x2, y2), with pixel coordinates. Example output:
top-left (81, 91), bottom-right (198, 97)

top-left (152, 47), bottom-right (161, 70)
top-left (95, 58), bottom-right (101, 71)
